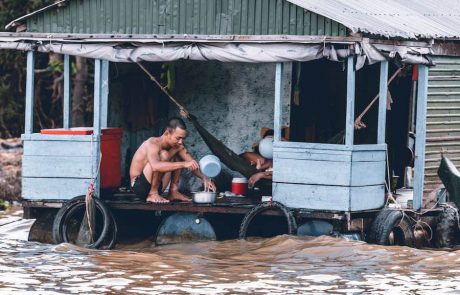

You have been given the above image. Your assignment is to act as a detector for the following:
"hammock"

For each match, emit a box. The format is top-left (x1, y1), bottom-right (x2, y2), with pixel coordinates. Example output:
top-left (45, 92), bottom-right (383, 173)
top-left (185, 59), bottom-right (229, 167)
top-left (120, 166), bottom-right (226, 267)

top-left (137, 63), bottom-right (260, 179)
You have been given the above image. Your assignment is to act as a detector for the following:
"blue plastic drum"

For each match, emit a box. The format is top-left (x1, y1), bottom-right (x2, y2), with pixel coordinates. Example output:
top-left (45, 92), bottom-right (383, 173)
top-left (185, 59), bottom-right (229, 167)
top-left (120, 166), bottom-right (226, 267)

top-left (199, 155), bottom-right (222, 178)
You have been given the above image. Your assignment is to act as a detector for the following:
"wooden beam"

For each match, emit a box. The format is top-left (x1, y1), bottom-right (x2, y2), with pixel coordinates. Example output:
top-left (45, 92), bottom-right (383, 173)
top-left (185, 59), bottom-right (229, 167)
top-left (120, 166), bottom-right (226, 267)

top-left (345, 56), bottom-right (355, 146)
top-left (25, 51), bottom-right (35, 134)
top-left (377, 60), bottom-right (389, 144)
top-left (100, 60), bottom-right (109, 128)
top-left (274, 63), bottom-right (284, 142)
top-left (63, 54), bottom-right (71, 129)
top-left (92, 59), bottom-right (102, 196)
top-left (413, 65), bottom-right (429, 211)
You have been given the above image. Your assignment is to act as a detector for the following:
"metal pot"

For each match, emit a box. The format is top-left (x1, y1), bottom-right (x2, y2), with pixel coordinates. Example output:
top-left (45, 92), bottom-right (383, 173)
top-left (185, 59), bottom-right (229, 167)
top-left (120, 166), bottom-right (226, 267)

top-left (192, 191), bottom-right (216, 203)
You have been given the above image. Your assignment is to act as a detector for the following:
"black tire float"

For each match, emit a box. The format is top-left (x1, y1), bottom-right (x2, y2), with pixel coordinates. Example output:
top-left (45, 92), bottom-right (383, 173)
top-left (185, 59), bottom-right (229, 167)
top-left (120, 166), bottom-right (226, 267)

top-left (435, 206), bottom-right (460, 248)
top-left (367, 209), bottom-right (414, 247)
top-left (52, 195), bottom-right (117, 249)
top-left (239, 201), bottom-right (297, 239)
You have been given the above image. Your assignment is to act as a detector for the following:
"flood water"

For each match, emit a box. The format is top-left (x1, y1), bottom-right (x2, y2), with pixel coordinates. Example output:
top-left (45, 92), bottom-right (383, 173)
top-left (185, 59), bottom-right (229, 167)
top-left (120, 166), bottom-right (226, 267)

top-left (1, 207), bottom-right (460, 294)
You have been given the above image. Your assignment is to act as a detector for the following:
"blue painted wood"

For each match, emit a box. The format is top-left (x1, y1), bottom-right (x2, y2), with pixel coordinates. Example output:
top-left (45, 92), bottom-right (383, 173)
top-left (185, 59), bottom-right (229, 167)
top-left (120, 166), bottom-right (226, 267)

top-left (274, 62), bottom-right (283, 142)
top-left (377, 60), bottom-right (389, 144)
top-left (93, 59), bottom-right (102, 196)
top-left (345, 56), bottom-right (355, 146)
top-left (273, 182), bottom-right (384, 211)
top-left (22, 177), bottom-right (92, 200)
top-left (23, 140), bottom-right (93, 157)
top-left (350, 161), bottom-right (386, 186)
top-left (349, 185), bottom-right (385, 211)
top-left (63, 54), bottom-right (71, 129)
top-left (25, 51), bottom-right (35, 134)
top-left (21, 133), bottom-right (96, 142)
top-left (22, 155), bottom-right (92, 178)
top-left (101, 60), bottom-right (109, 128)
top-left (413, 65), bottom-right (429, 211)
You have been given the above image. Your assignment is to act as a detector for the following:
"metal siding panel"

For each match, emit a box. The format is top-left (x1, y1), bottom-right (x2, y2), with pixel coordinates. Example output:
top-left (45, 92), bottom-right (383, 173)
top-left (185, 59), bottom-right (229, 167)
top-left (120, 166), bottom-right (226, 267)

top-left (22, 0), bottom-right (345, 36)
top-left (424, 57), bottom-right (460, 193)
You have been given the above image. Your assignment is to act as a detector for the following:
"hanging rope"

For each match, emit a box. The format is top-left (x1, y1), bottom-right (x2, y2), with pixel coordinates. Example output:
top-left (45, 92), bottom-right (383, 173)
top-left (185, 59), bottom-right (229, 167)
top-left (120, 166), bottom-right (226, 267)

top-left (354, 67), bottom-right (404, 129)
top-left (137, 62), bottom-right (190, 119)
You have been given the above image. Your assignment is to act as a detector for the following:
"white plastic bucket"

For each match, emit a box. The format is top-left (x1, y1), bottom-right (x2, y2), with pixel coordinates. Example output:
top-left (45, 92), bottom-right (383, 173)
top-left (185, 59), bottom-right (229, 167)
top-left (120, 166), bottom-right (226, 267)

top-left (199, 155), bottom-right (222, 178)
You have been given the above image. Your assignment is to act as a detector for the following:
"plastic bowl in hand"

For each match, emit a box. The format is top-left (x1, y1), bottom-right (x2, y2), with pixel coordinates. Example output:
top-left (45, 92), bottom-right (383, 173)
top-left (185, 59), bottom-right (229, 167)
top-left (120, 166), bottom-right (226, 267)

top-left (258, 137), bottom-right (274, 159)
top-left (199, 155), bottom-right (222, 178)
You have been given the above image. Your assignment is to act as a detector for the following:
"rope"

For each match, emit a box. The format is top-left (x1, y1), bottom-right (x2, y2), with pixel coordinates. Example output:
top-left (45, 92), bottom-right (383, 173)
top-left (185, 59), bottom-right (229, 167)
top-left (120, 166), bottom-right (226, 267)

top-left (136, 62), bottom-right (190, 119)
top-left (354, 67), bottom-right (404, 129)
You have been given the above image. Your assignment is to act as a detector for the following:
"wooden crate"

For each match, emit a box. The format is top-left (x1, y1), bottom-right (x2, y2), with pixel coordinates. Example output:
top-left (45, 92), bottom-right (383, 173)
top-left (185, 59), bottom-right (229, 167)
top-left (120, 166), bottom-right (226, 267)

top-left (272, 141), bottom-right (386, 211)
top-left (22, 133), bottom-right (96, 200)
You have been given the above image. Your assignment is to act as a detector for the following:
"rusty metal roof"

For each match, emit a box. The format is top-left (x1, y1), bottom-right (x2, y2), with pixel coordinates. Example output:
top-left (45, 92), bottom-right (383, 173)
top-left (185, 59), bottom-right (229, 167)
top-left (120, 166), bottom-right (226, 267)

top-left (287, 0), bottom-right (460, 39)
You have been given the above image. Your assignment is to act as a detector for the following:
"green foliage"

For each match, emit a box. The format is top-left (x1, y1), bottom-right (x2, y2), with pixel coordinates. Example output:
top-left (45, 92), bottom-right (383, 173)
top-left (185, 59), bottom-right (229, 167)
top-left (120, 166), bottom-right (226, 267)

top-left (0, 0), bottom-right (52, 137)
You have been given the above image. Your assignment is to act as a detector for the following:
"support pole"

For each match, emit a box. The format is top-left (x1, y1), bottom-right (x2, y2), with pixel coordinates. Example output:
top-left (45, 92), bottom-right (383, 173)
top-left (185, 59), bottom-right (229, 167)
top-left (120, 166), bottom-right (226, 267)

top-left (25, 51), bottom-right (35, 134)
top-left (63, 54), bottom-right (72, 129)
top-left (377, 60), bottom-right (389, 144)
top-left (345, 56), bottom-right (355, 146)
top-left (413, 65), bottom-right (429, 211)
top-left (101, 60), bottom-right (109, 128)
top-left (274, 63), bottom-right (284, 142)
top-left (93, 59), bottom-right (102, 196)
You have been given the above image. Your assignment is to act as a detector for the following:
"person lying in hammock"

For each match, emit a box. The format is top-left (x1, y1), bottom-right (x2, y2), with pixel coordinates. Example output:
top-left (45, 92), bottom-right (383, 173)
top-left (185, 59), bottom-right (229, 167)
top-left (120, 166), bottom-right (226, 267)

top-left (130, 117), bottom-right (216, 203)
top-left (240, 128), bottom-right (278, 189)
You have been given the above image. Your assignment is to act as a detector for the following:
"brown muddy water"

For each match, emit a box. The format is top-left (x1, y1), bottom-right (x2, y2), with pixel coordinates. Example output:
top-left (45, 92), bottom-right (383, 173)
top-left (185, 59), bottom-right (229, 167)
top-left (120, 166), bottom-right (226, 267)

top-left (1, 207), bottom-right (460, 294)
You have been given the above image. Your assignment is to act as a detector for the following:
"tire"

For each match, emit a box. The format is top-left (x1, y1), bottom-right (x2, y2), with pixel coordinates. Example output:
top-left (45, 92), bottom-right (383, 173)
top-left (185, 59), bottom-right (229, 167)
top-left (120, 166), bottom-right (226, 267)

top-left (60, 198), bottom-right (112, 249)
top-left (52, 195), bottom-right (116, 249)
top-left (436, 207), bottom-right (460, 248)
top-left (239, 201), bottom-right (297, 239)
top-left (52, 196), bottom-right (87, 244)
top-left (367, 209), bottom-right (415, 247)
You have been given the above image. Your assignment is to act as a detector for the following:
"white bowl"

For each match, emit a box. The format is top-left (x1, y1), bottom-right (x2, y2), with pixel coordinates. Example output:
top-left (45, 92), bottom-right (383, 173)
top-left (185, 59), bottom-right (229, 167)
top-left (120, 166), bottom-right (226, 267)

top-left (258, 138), bottom-right (273, 159)
top-left (192, 191), bottom-right (216, 203)
top-left (199, 155), bottom-right (222, 178)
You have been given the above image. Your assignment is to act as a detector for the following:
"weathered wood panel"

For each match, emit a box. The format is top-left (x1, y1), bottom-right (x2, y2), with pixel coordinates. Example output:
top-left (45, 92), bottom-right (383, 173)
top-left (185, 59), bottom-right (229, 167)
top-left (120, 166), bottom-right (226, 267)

top-left (23, 140), bottom-right (93, 157)
top-left (22, 155), bottom-right (93, 178)
top-left (273, 182), bottom-right (351, 211)
top-left (22, 177), bottom-right (92, 200)
top-left (273, 182), bottom-right (384, 211)
top-left (350, 161), bottom-right (386, 186)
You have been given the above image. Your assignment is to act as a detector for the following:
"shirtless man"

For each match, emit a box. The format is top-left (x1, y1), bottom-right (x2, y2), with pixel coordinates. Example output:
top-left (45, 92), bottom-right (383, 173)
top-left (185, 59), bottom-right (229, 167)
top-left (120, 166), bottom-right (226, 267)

top-left (130, 117), bottom-right (216, 203)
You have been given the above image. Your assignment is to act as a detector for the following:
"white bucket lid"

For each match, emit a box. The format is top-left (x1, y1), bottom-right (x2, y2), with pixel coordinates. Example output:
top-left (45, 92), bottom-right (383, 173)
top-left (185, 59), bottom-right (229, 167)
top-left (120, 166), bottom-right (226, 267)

top-left (232, 177), bottom-right (248, 183)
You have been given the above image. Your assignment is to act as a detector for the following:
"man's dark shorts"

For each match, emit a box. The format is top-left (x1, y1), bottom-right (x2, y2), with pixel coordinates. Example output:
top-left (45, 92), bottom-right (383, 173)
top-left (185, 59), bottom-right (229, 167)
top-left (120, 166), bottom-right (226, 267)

top-left (131, 172), bottom-right (151, 199)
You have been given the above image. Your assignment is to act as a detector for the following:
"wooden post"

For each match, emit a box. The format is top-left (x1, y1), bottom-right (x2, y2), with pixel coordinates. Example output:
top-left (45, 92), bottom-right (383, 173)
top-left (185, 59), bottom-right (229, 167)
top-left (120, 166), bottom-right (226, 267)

top-left (413, 65), bottom-right (429, 211)
top-left (101, 60), bottom-right (109, 128)
top-left (377, 60), bottom-right (389, 144)
top-left (25, 51), bottom-right (35, 134)
top-left (274, 63), bottom-right (284, 142)
top-left (63, 54), bottom-right (72, 129)
top-left (345, 56), bottom-right (355, 146)
top-left (93, 59), bottom-right (102, 196)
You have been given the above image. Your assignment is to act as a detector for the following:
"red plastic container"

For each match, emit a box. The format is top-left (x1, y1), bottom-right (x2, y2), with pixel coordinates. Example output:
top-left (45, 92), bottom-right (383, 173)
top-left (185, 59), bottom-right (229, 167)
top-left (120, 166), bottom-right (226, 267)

top-left (40, 127), bottom-right (123, 189)
top-left (231, 178), bottom-right (248, 195)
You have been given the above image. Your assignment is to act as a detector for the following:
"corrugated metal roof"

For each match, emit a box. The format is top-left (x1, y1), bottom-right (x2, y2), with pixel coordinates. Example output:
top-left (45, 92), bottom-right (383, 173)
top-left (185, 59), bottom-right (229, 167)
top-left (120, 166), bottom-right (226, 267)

top-left (287, 0), bottom-right (460, 39)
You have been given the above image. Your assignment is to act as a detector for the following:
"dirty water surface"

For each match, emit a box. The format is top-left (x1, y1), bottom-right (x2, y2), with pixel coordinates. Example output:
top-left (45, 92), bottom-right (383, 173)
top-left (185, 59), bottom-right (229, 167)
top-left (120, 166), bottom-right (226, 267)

top-left (0, 207), bottom-right (460, 294)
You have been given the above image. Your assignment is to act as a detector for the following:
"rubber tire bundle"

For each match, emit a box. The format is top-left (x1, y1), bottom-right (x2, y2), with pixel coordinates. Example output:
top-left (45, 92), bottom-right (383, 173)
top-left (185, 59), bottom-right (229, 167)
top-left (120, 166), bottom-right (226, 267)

top-left (52, 195), bottom-right (117, 249)
top-left (239, 201), bottom-right (297, 239)
top-left (367, 209), bottom-right (414, 247)
top-left (435, 206), bottom-right (460, 248)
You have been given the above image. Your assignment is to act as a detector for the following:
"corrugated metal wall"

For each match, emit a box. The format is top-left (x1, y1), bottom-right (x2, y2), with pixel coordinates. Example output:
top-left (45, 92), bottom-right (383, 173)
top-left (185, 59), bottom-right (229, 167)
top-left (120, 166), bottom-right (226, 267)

top-left (26, 0), bottom-right (346, 36)
top-left (425, 56), bottom-right (460, 192)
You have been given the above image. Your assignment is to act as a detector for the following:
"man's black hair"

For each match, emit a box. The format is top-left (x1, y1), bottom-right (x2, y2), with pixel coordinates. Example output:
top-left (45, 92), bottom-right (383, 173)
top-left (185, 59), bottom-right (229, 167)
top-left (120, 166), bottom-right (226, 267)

top-left (165, 117), bottom-right (187, 133)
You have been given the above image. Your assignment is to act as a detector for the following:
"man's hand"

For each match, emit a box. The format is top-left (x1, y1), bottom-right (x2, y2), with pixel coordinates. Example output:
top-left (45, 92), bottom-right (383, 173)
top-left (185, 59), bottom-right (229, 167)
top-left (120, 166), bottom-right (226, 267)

top-left (184, 160), bottom-right (199, 171)
top-left (248, 172), bottom-right (264, 188)
top-left (203, 178), bottom-right (217, 192)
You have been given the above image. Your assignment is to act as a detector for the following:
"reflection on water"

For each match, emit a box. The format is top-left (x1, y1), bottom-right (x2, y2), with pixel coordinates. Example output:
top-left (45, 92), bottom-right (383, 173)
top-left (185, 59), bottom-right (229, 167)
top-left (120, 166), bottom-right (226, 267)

top-left (0, 207), bottom-right (460, 294)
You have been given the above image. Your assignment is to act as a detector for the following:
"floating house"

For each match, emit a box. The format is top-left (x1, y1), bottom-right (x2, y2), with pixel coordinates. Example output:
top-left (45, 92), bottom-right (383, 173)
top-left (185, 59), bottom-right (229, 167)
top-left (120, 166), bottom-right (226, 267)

top-left (1, 0), bottom-right (460, 248)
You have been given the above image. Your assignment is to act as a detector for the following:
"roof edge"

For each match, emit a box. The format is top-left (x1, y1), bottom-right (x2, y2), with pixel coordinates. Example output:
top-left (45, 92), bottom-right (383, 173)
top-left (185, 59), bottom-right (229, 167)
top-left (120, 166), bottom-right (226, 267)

top-left (5, 0), bottom-right (69, 31)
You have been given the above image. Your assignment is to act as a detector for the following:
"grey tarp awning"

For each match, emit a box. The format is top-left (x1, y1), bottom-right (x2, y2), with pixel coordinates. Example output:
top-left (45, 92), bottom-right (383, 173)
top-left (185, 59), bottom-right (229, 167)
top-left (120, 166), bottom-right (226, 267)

top-left (0, 39), bottom-right (433, 68)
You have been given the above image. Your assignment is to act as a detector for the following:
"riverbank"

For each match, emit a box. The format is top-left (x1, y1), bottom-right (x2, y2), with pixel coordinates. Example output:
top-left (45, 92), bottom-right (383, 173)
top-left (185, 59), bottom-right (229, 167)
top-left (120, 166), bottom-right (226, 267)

top-left (0, 138), bottom-right (22, 202)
